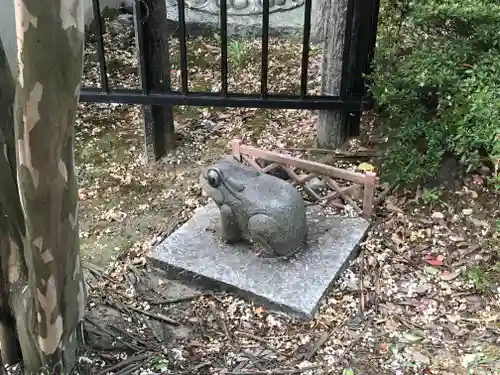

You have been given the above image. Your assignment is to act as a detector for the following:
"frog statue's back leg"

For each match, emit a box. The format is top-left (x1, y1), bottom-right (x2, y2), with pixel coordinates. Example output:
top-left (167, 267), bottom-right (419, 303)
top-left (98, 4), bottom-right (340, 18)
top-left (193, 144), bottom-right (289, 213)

top-left (247, 213), bottom-right (300, 257)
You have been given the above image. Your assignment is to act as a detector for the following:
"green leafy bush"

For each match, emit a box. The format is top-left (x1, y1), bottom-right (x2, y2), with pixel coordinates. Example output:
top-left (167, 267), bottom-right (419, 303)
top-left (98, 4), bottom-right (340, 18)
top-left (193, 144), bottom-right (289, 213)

top-left (368, 0), bottom-right (500, 184)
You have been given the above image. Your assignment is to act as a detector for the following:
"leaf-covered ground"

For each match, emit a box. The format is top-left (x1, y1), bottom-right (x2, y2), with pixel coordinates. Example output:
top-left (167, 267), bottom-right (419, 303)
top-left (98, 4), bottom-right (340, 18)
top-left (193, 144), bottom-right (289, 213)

top-left (10, 9), bottom-right (500, 375)
top-left (77, 10), bottom-right (323, 266)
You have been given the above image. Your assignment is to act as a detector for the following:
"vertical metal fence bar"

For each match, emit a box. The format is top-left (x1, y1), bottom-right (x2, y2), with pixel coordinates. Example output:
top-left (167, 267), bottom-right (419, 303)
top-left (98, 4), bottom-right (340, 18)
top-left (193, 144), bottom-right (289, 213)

top-left (91, 0), bottom-right (109, 93)
top-left (346, 0), bottom-right (364, 137)
top-left (299, 0), bottom-right (312, 99)
top-left (177, 0), bottom-right (189, 95)
top-left (339, 0), bottom-right (355, 97)
top-left (133, 0), bottom-right (150, 93)
top-left (352, 0), bottom-right (375, 97)
top-left (366, 0), bottom-right (381, 79)
top-left (260, 0), bottom-right (270, 98)
top-left (220, 0), bottom-right (229, 96)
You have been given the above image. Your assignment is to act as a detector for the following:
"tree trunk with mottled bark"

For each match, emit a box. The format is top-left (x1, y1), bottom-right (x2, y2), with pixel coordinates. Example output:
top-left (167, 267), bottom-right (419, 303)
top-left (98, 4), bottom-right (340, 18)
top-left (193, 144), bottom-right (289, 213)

top-left (0, 0), bottom-right (86, 373)
top-left (316, 0), bottom-right (349, 148)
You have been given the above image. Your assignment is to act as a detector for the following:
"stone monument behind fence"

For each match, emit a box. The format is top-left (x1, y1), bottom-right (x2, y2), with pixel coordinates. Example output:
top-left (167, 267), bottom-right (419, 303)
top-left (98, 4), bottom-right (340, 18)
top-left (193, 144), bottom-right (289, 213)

top-left (80, 0), bottom-right (322, 38)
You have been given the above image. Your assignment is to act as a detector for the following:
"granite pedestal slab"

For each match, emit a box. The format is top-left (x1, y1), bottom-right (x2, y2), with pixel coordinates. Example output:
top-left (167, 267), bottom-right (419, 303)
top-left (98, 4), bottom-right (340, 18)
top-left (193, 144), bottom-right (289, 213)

top-left (148, 203), bottom-right (370, 318)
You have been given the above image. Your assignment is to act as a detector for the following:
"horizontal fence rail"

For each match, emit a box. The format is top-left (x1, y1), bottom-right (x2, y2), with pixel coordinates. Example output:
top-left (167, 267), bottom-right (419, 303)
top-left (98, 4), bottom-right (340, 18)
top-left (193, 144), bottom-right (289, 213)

top-left (79, 89), bottom-right (372, 110)
top-left (79, 0), bottom-right (380, 159)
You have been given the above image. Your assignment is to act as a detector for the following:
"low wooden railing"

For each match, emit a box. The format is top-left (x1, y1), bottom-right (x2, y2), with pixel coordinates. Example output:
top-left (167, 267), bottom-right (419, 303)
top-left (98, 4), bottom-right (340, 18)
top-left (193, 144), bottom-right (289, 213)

top-left (231, 139), bottom-right (386, 218)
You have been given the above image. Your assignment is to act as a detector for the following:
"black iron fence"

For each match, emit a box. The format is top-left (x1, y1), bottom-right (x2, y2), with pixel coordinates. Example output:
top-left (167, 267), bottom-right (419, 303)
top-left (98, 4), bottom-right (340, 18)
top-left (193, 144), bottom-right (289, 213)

top-left (79, 0), bottom-right (380, 160)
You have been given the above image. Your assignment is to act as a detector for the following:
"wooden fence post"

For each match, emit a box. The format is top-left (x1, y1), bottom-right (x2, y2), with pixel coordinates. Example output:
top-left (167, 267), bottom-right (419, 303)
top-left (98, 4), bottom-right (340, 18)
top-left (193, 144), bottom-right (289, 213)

top-left (133, 0), bottom-right (176, 162)
top-left (316, 0), bottom-right (352, 149)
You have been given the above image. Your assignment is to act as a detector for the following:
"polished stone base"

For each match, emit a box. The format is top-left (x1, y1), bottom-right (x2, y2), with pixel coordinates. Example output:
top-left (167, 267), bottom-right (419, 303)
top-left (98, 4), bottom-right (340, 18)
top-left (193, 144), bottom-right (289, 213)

top-left (148, 203), bottom-right (370, 319)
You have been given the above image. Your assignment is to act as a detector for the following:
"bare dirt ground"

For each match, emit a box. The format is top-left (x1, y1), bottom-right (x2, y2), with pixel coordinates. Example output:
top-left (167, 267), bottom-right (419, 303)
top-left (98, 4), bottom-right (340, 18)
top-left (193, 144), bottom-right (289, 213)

top-left (9, 9), bottom-right (499, 375)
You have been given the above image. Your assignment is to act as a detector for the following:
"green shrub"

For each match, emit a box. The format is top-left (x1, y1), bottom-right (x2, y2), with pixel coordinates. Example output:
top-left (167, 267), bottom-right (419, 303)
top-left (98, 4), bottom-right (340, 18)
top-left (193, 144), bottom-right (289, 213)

top-left (368, 0), bottom-right (500, 185)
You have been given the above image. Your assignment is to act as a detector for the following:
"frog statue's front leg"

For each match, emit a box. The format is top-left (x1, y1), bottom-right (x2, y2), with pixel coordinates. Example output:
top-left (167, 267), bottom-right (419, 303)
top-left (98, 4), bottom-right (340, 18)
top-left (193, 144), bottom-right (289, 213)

top-left (218, 204), bottom-right (242, 244)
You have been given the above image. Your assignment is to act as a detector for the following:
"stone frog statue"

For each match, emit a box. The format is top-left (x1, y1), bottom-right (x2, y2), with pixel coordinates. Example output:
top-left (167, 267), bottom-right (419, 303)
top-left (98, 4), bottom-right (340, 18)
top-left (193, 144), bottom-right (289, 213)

top-left (199, 155), bottom-right (308, 258)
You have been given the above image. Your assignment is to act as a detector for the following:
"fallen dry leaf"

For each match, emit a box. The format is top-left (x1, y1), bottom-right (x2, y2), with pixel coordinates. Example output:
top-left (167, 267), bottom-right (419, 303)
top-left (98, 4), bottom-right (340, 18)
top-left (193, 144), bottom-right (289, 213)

top-left (386, 203), bottom-right (404, 213)
top-left (406, 347), bottom-right (430, 364)
top-left (440, 270), bottom-right (460, 281)
top-left (357, 162), bottom-right (375, 172)
top-left (472, 175), bottom-right (484, 185)
top-left (253, 306), bottom-right (265, 317)
top-left (424, 266), bottom-right (440, 275)
top-left (402, 331), bottom-right (425, 343)
top-left (391, 232), bottom-right (403, 246)
top-left (424, 255), bottom-right (444, 266)
top-left (431, 211), bottom-right (445, 220)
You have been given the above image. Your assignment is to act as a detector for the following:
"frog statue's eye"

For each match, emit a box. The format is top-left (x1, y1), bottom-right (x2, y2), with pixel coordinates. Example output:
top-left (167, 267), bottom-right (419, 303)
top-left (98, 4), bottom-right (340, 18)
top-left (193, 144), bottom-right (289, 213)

top-left (206, 169), bottom-right (222, 188)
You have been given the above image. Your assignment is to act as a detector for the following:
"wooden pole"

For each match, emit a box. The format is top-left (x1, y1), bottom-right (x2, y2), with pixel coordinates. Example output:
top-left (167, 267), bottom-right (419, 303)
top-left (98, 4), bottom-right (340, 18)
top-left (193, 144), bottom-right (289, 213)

top-left (316, 0), bottom-right (350, 148)
top-left (133, 0), bottom-right (176, 162)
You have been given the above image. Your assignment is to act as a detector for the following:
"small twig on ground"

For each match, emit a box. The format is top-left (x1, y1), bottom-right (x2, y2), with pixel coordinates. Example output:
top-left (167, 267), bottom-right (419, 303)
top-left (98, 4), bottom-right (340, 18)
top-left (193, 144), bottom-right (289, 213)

top-left (123, 272), bottom-right (138, 295)
top-left (234, 331), bottom-right (270, 344)
top-left (373, 183), bottom-right (395, 206)
top-left (192, 361), bottom-right (212, 371)
top-left (126, 262), bottom-right (147, 291)
top-left (337, 319), bottom-right (373, 364)
top-left (372, 260), bottom-right (382, 312)
top-left (83, 261), bottom-right (115, 283)
top-left (148, 293), bottom-right (211, 306)
top-left (462, 315), bottom-right (499, 323)
top-left (108, 322), bottom-right (159, 349)
top-left (221, 365), bottom-right (321, 375)
top-left (153, 213), bottom-right (184, 245)
top-left (234, 330), bottom-right (282, 354)
top-left (209, 304), bottom-right (233, 343)
top-left (115, 362), bottom-right (145, 375)
top-left (303, 331), bottom-right (328, 361)
top-left (86, 339), bottom-right (133, 351)
top-left (358, 250), bottom-right (366, 319)
top-left (84, 317), bottom-right (141, 351)
top-left (94, 353), bottom-right (149, 375)
top-left (303, 317), bottom-right (348, 361)
top-left (119, 303), bottom-right (180, 325)
top-left (140, 313), bottom-right (164, 343)
top-left (176, 361), bottom-right (212, 374)
top-left (382, 235), bottom-right (419, 268)
top-left (394, 315), bottom-right (424, 331)
top-left (241, 349), bottom-right (266, 371)
top-left (195, 361), bottom-right (212, 370)
top-left (209, 305), bottom-right (266, 370)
